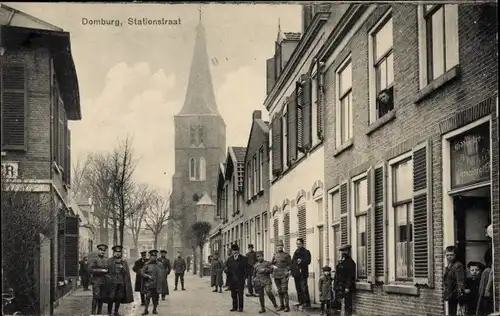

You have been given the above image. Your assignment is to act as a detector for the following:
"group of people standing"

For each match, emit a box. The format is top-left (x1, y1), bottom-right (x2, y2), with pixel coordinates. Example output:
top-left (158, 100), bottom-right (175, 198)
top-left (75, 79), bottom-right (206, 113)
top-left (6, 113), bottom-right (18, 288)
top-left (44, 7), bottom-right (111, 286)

top-left (208, 238), bottom-right (357, 315)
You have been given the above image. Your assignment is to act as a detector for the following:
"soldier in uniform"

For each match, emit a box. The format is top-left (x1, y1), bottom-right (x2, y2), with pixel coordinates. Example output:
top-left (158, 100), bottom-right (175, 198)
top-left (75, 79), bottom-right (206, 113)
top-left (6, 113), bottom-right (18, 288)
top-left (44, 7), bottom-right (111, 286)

top-left (253, 251), bottom-right (278, 313)
top-left (133, 251), bottom-right (148, 306)
top-left (141, 250), bottom-right (165, 315)
top-left (106, 245), bottom-right (134, 316)
top-left (245, 244), bottom-right (258, 297)
top-left (90, 244), bottom-right (109, 315)
top-left (271, 240), bottom-right (292, 312)
top-left (173, 251), bottom-right (187, 291)
top-left (332, 245), bottom-right (356, 316)
top-left (157, 250), bottom-right (171, 300)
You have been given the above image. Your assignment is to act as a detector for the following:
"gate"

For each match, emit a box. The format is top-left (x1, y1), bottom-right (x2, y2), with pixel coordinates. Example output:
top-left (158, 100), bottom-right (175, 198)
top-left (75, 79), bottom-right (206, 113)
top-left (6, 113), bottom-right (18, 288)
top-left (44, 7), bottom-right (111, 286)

top-left (39, 234), bottom-right (51, 316)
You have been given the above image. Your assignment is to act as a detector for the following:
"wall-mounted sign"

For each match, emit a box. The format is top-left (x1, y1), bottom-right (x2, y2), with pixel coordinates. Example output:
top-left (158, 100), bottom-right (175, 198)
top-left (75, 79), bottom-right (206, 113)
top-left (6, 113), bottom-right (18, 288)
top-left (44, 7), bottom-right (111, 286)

top-left (1, 161), bottom-right (19, 179)
top-left (450, 122), bottom-right (490, 188)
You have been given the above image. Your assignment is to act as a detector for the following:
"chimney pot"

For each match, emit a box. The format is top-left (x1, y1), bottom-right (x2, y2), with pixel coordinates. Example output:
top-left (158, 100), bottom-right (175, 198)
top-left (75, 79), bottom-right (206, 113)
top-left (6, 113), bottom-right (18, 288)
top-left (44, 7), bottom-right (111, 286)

top-left (253, 110), bottom-right (262, 120)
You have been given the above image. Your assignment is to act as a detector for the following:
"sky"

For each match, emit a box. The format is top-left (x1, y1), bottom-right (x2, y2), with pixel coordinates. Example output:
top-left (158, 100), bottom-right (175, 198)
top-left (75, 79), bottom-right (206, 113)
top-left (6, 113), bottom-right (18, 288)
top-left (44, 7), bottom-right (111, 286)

top-left (7, 3), bottom-right (302, 191)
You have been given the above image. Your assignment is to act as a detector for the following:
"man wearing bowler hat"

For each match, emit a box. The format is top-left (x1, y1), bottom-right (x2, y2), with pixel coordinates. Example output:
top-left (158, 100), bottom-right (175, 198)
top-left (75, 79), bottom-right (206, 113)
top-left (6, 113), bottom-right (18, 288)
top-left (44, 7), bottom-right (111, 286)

top-left (225, 243), bottom-right (249, 312)
top-left (332, 244), bottom-right (356, 316)
top-left (133, 251), bottom-right (149, 306)
top-left (106, 245), bottom-right (134, 316)
top-left (90, 244), bottom-right (109, 315)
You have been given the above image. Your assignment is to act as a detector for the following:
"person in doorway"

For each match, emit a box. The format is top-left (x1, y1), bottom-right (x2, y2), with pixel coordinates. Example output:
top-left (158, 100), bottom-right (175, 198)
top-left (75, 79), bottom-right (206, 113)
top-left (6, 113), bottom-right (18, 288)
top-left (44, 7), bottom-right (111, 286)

top-left (186, 256), bottom-right (191, 272)
top-left (225, 243), bottom-right (248, 312)
top-left (443, 245), bottom-right (465, 316)
top-left (90, 244), bottom-right (109, 315)
top-left (157, 250), bottom-right (171, 300)
top-left (140, 250), bottom-right (165, 315)
top-left (106, 245), bottom-right (134, 316)
top-left (319, 266), bottom-right (333, 315)
top-left (79, 256), bottom-right (90, 291)
top-left (210, 253), bottom-right (225, 293)
top-left (292, 238), bottom-right (312, 308)
top-left (253, 251), bottom-right (278, 313)
top-left (477, 224), bottom-right (494, 316)
top-left (133, 251), bottom-right (148, 306)
top-left (271, 240), bottom-right (292, 312)
top-left (464, 261), bottom-right (483, 315)
top-left (332, 245), bottom-right (356, 316)
top-left (245, 244), bottom-right (257, 297)
top-left (173, 251), bottom-right (186, 291)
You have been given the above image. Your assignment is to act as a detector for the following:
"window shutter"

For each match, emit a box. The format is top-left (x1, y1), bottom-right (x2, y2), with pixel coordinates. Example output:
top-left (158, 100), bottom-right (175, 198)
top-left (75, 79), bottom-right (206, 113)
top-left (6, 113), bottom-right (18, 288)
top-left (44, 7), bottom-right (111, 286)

top-left (271, 116), bottom-right (283, 175)
top-left (366, 167), bottom-right (375, 283)
top-left (340, 183), bottom-right (349, 246)
top-left (266, 57), bottom-right (276, 95)
top-left (412, 141), bottom-right (432, 286)
top-left (287, 92), bottom-right (297, 165)
top-left (316, 60), bottom-right (325, 140)
top-left (64, 215), bottom-right (79, 278)
top-left (298, 205), bottom-right (307, 247)
top-left (1, 62), bottom-right (27, 150)
top-left (284, 213), bottom-right (290, 253)
top-left (67, 129), bottom-right (71, 185)
top-left (62, 119), bottom-right (68, 182)
top-left (57, 209), bottom-right (66, 278)
top-left (302, 75), bottom-right (312, 150)
top-left (374, 166), bottom-right (385, 280)
top-left (52, 79), bottom-right (59, 161)
top-left (58, 105), bottom-right (65, 167)
top-left (296, 83), bottom-right (304, 152)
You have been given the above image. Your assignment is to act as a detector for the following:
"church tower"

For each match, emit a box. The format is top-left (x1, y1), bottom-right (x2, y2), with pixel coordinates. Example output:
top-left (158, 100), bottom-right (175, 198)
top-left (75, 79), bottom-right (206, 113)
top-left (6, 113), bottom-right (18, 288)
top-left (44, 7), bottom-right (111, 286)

top-left (167, 15), bottom-right (226, 256)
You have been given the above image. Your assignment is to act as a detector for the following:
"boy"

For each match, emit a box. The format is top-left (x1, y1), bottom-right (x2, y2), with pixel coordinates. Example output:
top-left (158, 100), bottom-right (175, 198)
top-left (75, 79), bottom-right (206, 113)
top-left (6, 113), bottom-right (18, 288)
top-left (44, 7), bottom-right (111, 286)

top-left (464, 261), bottom-right (483, 315)
top-left (319, 266), bottom-right (333, 315)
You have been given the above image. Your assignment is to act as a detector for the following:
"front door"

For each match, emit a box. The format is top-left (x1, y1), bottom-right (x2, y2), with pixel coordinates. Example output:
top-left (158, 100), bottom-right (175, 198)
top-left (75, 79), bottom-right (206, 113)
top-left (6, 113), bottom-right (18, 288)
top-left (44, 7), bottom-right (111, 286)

top-left (316, 226), bottom-right (324, 303)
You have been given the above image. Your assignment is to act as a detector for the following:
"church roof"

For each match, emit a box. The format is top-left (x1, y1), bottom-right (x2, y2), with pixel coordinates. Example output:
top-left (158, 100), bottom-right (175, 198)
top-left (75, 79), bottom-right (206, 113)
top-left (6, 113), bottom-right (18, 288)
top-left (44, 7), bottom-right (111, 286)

top-left (177, 21), bottom-right (219, 116)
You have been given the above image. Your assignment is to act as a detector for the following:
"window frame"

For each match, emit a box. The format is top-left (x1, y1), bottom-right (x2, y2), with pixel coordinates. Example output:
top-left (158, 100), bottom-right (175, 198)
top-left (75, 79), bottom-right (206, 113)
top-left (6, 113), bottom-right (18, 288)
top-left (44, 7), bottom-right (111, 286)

top-left (199, 157), bottom-right (206, 181)
top-left (282, 106), bottom-right (288, 167)
top-left (335, 55), bottom-right (353, 148)
top-left (311, 65), bottom-right (319, 146)
top-left (351, 173), bottom-right (369, 280)
top-left (246, 161), bottom-right (252, 199)
top-left (189, 157), bottom-right (197, 181)
top-left (253, 154), bottom-right (258, 196)
top-left (328, 186), bottom-right (342, 267)
top-left (368, 9), bottom-right (394, 124)
top-left (259, 147), bottom-right (264, 191)
top-left (387, 151), bottom-right (415, 283)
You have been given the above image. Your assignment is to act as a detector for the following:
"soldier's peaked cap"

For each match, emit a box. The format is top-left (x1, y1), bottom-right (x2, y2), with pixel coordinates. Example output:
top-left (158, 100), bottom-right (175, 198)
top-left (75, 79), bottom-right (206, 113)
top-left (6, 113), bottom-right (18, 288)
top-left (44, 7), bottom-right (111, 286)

top-left (248, 244), bottom-right (254, 248)
top-left (276, 240), bottom-right (284, 246)
top-left (140, 251), bottom-right (147, 255)
top-left (149, 249), bottom-right (159, 256)
top-left (112, 245), bottom-right (123, 252)
top-left (339, 244), bottom-right (352, 251)
top-left (231, 244), bottom-right (240, 251)
top-left (160, 250), bottom-right (167, 253)
top-left (322, 266), bottom-right (332, 272)
top-left (97, 244), bottom-right (108, 250)
top-left (256, 250), bottom-right (264, 255)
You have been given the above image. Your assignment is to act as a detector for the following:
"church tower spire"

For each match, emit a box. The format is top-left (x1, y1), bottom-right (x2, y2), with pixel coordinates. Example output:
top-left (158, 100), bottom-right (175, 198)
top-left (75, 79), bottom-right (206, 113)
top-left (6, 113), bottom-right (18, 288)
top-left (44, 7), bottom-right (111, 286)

top-left (177, 12), bottom-right (219, 115)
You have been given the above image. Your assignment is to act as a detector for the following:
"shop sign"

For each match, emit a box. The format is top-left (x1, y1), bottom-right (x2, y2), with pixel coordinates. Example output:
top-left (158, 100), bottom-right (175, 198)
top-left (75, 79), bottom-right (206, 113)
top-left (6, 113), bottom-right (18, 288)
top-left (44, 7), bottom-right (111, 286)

top-left (450, 123), bottom-right (490, 188)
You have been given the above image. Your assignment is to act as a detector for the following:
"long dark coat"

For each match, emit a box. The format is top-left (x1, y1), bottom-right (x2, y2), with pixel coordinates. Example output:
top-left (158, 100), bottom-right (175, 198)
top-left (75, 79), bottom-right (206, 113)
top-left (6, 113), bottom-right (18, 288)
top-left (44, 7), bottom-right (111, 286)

top-left (132, 258), bottom-right (148, 292)
top-left (225, 254), bottom-right (248, 289)
top-left (107, 258), bottom-right (134, 304)
top-left (157, 256), bottom-right (171, 295)
top-left (141, 260), bottom-right (165, 293)
top-left (211, 259), bottom-right (224, 287)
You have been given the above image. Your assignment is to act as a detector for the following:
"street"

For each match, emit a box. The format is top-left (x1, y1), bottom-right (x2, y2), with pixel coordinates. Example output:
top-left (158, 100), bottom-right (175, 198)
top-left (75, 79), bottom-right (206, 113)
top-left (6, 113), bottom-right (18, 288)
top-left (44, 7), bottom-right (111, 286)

top-left (54, 270), bottom-right (315, 316)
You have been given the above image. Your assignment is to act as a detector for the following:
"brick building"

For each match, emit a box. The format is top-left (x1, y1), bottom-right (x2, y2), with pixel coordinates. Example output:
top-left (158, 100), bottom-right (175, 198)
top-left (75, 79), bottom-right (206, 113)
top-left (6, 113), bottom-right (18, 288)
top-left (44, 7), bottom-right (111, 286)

top-left (316, 3), bottom-right (498, 316)
top-left (1, 4), bottom-right (81, 314)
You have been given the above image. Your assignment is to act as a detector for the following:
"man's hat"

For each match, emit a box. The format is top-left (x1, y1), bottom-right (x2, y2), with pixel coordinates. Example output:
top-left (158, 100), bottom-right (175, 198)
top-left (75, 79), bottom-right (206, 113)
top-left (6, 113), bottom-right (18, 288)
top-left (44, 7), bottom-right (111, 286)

top-left (248, 244), bottom-right (254, 248)
top-left (256, 250), bottom-right (264, 256)
top-left (322, 266), bottom-right (332, 272)
top-left (231, 244), bottom-right (240, 251)
top-left (339, 244), bottom-right (352, 251)
top-left (97, 244), bottom-right (108, 251)
top-left (140, 251), bottom-right (147, 255)
top-left (276, 240), bottom-right (284, 246)
top-left (112, 245), bottom-right (123, 252)
top-left (149, 249), bottom-right (159, 256)
top-left (160, 250), bottom-right (167, 254)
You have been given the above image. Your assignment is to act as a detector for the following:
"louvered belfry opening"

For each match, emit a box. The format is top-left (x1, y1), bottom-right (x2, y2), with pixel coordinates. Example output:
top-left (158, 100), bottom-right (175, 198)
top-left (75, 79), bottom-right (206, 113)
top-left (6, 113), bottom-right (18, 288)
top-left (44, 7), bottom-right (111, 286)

top-left (283, 213), bottom-right (290, 253)
top-left (298, 204), bottom-right (307, 247)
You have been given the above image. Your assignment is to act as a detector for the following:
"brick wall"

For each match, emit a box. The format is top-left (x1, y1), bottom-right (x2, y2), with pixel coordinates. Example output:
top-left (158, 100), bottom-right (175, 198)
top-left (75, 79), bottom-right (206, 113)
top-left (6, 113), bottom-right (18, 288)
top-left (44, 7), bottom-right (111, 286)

top-left (323, 4), bottom-right (498, 316)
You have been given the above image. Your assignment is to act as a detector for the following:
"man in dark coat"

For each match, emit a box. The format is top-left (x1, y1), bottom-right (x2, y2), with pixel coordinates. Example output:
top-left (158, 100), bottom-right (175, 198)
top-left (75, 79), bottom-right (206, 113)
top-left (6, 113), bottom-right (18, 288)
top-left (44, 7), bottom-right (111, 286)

top-left (225, 243), bottom-right (248, 312)
top-left (90, 244), bottom-right (109, 315)
top-left (106, 245), bottom-right (134, 316)
top-left (333, 245), bottom-right (356, 316)
top-left (157, 250), bottom-right (171, 300)
top-left (141, 250), bottom-right (165, 315)
top-left (133, 251), bottom-right (148, 306)
top-left (291, 238), bottom-right (312, 308)
top-left (79, 255), bottom-right (90, 290)
top-left (245, 244), bottom-right (258, 297)
top-left (173, 251), bottom-right (186, 291)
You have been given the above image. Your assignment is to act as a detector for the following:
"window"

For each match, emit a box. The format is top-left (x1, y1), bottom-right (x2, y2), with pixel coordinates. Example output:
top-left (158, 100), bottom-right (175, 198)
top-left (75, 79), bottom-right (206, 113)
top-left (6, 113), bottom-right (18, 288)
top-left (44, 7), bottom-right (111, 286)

top-left (390, 157), bottom-right (414, 280)
top-left (199, 157), bottom-right (206, 181)
top-left (369, 13), bottom-right (394, 122)
top-left (198, 124), bottom-right (204, 145)
top-left (311, 70), bottom-right (319, 145)
top-left (336, 57), bottom-right (353, 148)
top-left (189, 157), bottom-right (197, 180)
top-left (253, 155), bottom-right (258, 195)
top-left (330, 189), bottom-right (341, 266)
top-left (282, 110), bottom-right (288, 166)
top-left (259, 147), bottom-right (264, 191)
top-left (246, 161), bottom-right (252, 199)
top-left (420, 5), bottom-right (459, 85)
top-left (256, 216), bottom-right (261, 249)
top-left (353, 177), bottom-right (369, 279)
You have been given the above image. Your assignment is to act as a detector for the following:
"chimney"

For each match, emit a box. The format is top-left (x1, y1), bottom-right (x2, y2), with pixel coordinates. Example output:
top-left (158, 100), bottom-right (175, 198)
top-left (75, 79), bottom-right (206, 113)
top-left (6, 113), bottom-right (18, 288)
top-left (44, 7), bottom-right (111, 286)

top-left (302, 4), bottom-right (313, 34)
top-left (281, 33), bottom-right (301, 69)
top-left (253, 110), bottom-right (262, 120)
top-left (266, 57), bottom-right (276, 95)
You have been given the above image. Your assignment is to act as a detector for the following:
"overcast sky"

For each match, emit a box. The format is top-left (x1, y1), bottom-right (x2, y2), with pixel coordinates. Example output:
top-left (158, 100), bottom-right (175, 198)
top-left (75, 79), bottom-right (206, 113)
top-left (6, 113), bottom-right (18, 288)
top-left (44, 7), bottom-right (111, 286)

top-left (8, 3), bottom-right (302, 191)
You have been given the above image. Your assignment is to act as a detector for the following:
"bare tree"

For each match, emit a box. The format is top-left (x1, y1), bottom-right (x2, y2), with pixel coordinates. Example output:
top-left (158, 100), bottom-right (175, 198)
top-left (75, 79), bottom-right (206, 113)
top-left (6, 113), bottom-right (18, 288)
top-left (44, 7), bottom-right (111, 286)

top-left (144, 191), bottom-right (171, 249)
top-left (190, 221), bottom-right (212, 278)
top-left (125, 183), bottom-right (153, 251)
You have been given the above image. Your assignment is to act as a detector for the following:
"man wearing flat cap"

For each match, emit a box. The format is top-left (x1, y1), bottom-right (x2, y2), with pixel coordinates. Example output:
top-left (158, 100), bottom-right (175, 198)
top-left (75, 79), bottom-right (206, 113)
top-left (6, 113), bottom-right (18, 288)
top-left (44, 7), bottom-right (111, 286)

top-left (271, 240), bottom-right (292, 312)
top-left (225, 243), bottom-right (249, 312)
top-left (157, 250), bottom-right (171, 300)
top-left (106, 245), bottom-right (134, 316)
top-left (140, 250), bottom-right (165, 315)
top-left (90, 244), bottom-right (109, 315)
top-left (332, 244), bottom-right (356, 316)
top-left (133, 251), bottom-right (149, 306)
top-left (245, 244), bottom-right (257, 297)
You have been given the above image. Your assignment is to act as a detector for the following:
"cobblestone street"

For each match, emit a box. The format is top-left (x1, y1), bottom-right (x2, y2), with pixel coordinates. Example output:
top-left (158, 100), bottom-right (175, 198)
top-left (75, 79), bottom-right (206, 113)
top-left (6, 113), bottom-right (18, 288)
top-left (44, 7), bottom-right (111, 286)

top-left (54, 270), bottom-right (318, 316)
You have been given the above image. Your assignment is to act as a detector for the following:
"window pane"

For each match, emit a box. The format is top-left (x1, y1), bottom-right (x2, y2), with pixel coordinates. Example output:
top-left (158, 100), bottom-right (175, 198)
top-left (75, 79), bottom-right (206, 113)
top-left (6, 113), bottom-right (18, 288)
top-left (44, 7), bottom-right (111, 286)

top-left (312, 77), bottom-right (318, 104)
top-left (380, 60), bottom-right (387, 90)
top-left (341, 96), bottom-right (349, 143)
top-left (332, 192), bottom-right (341, 221)
top-left (333, 225), bottom-right (341, 266)
top-left (317, 198), bottom-right (323, 222)
top-left (357, 215), bottom-right (367, 278)
top-left (355, 178), bottom-right (368, 214)
top-left (339, 62), bottom-right (352, 95)
top-left (387, 52), bottom-right (394, 86)
top-left (394, 159), bottom-right (413, 202)
top-left (348, 93), bottom-right (353, 140)
top-left (375, 18), bottom-right (393, 60)
top-left (444, 5), bottom-right (459, 69)
top-left (431, 8), bottom-right (445, 79)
